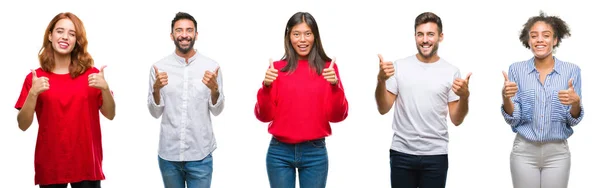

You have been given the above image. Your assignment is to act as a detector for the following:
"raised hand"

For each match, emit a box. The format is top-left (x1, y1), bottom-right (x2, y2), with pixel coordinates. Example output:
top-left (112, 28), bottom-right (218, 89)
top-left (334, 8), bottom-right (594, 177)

top-left (323, 58), bottom-right (338, 85)
top-left (558, 78), bottom-right (580, 105)
top-left (502, 71), bottom-right (518, 98)
top-left (30, 69), bottom-right (49, 96)
top-left (264, 58), bottom-right (278, 87)
top-left (452, 72), bottom-right (472, 97)
top-left (377, 54), bottom-right (395, 82)
top-left (89, 65), bottom-right (109, 90)
top-left (153, 65), bottom-right (168, 90)
top-left (203, 66), bottom-right (220, 92)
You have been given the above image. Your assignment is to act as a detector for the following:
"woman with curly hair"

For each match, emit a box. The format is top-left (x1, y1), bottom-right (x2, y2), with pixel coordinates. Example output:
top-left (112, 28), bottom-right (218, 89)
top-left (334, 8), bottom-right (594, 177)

top-left (501, 11), bottom-right (584, 188)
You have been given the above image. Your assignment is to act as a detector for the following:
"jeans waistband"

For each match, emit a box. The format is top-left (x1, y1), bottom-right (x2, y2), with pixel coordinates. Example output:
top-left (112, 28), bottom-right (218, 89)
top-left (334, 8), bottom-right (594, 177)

top-left (272, 137), bottom-right (325, 145)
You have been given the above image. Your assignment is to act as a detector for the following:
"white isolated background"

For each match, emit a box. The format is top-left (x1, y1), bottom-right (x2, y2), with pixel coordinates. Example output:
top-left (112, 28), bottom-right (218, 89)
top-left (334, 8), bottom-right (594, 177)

top-left (0, 0), bottom-right (598, 187)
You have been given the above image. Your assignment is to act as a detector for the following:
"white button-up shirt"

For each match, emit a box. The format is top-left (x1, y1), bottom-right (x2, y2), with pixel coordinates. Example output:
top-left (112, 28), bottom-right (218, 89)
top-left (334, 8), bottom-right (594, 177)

top-left (147, 51), bottom-right (224, 161)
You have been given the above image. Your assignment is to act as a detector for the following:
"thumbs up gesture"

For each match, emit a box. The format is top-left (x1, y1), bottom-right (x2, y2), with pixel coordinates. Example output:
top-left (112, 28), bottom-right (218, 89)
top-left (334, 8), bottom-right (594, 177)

top-left (558, 78), bottom-right (580, 105)
top-left (88, 65), bottom-right (109, 90)
top-left (153, 65), bottom-right (168, 90)
top-left (453, 72), bottom-right (472, 97)
top-left (323, 58), bottom-right (338, 85)
top-left (377, 54), bottom-right (395, 82)
top-left (203, 66), bottom-right (220, 93)
top-left (263, 58), bottom-right (278, 87)
top-left (502, 71), bottom-right (518, 98)
top-left (30, 69), bottom-right (50, 96)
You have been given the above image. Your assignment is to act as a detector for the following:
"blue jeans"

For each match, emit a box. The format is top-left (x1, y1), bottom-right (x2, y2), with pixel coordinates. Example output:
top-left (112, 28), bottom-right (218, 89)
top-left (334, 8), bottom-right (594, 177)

top-left (390, 149), bottom-right (448, 188)
top-left (158, 154), bottom-right (213, 188)
top-left (266, 137), bottom-right (328, 188)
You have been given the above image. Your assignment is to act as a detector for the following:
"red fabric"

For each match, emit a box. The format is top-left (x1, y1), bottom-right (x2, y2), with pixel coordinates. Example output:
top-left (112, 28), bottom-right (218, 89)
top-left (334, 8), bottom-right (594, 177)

top-left (255, 60), bottom-right (349, 144)
top-left (15, 67), bottom-right (106, 185)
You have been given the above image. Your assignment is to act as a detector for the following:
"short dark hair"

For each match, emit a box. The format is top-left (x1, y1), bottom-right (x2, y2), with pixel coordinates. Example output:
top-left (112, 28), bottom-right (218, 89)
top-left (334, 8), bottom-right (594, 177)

top-left (171, 12), bottom-right (197, 32)
top-left (519, 11), bottom-right (570, 49)
top-left (414, 12), bottom-right (442, 33)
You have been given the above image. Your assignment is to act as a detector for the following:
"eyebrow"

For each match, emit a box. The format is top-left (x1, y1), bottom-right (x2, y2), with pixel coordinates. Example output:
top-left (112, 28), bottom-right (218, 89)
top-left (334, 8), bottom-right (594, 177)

top-left (55, 27), bottom-right (75, 32)
top-left (530, 31), bottom-right (552, 34)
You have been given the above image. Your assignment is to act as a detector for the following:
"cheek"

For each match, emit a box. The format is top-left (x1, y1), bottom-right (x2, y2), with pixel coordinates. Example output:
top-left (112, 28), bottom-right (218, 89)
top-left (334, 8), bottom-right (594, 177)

top-left (550, 39), bottom-right (557, 46)
top-left (50, 35), bottom-right (59, 43)
top-left (290, 38), bottom-right (298, 45)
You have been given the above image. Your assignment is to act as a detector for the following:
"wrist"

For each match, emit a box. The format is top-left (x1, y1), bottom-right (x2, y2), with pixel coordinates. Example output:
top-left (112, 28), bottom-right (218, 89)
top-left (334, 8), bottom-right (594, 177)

top-left (263, 82), bottom-right (271, 88)
top-left (28, 91), bottom-right (38, 98)
top-left (460, 92), bottom-right (470, 100)
top-left (571, 98), bottom-right (581, 107)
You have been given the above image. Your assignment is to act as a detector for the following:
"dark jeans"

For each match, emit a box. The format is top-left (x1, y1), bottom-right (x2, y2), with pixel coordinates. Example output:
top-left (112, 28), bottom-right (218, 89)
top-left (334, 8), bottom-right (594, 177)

top-left (39, 181), bottom-right (100, 188)
top-left (390, 149), bottom-right (448, 188)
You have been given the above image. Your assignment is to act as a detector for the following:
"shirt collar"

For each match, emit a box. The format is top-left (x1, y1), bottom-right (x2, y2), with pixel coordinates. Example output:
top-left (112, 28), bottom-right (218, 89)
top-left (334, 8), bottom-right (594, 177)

top-left (172, 50), bottom-right (199, 65)
top-left (526, 56), bottom-right (563, 75)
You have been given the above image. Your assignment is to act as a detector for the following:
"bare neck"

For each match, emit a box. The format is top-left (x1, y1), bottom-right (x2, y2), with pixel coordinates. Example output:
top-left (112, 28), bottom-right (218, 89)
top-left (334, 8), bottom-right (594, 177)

top-left (534, 55), bottom-right (554, 71)
top-left (53, 52), bottom-right (71, 74)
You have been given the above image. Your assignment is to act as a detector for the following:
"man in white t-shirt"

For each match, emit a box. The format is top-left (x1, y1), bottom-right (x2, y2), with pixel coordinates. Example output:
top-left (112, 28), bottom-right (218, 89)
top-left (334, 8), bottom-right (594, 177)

top-left (375, 12), bottom-right (471, 188)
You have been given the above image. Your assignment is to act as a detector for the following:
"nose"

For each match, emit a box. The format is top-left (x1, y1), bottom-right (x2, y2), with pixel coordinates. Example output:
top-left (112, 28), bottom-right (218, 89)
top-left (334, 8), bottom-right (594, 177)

top-left (423, 35), bottom-right (430, 43)
top-left (536, 36), bottom-right (543, 42)
top-left (299, 34), bottom-right (307, 42)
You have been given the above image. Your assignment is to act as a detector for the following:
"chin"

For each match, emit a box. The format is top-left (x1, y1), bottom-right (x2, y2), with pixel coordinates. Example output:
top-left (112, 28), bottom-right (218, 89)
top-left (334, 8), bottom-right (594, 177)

top-left (534, 52), bottom-right (552, 59)
top-left (56, 50), bottom-right (71, 55)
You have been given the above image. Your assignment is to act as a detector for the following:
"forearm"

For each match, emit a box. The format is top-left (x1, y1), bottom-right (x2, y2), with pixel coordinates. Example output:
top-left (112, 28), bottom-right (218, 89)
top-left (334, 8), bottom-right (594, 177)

top-left (570, 102), bottom-right (581, 118)
top-left (451, 96), bottom-right (469, 125)
top-left (100, 88), bottom-right (116, 120)
top-left (17, 93), bottom-right (38, 131)
top-left (375, 80), bottom-right (392, 114)
top-left (211, 90), bottom-right (219, 105)
top-left (329, 85), bottom-right (348, 122)
top-left (208, 89), bottom-right (224, 116)
top-left (153, 89), bottom-right (161, 105)
top-left (502, 97), bottom-right (515, 116)
top-left (255, 88), bottom-right (274, 122)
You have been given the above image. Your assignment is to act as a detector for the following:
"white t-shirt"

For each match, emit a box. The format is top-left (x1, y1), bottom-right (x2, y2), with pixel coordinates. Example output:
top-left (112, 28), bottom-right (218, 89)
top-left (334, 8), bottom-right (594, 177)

top-left (386, 55), bottom-right (460, 155)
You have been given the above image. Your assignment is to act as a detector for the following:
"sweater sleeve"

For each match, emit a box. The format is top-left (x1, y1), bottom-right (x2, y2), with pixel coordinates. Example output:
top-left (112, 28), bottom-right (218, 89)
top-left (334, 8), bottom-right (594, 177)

top-left (328, 63), bottom-right (349, 122)
top-left (254, 66), bottom-right (276, 122)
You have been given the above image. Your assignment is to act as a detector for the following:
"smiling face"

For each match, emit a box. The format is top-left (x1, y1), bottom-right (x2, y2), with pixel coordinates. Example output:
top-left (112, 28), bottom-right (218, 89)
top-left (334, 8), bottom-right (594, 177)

top-left (171, 19), bottom-right (197, 54)
top-left (528, 21), bottom-right (557, 59)
top-left (415, 22), bottom-right (443, 61)
top-left (48, 18), bottom-right (77, 55)
top-left (289, 22), bottom-right (314, 60)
